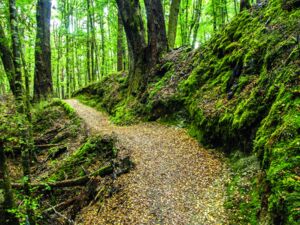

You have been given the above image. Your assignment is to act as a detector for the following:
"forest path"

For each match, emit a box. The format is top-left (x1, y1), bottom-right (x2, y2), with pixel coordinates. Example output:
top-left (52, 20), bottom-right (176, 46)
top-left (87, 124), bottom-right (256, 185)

top-left (65, 99), bottom-right (230, 225)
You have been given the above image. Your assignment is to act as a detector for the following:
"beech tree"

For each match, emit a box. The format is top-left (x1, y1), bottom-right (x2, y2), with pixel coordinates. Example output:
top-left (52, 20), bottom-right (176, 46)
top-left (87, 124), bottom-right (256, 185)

top-left (0, 0), bottom-right (244, 97)
top-left (34, 0), bottom-right (53, 100)
top-left (144, 0), bottom-right (168, 65)
top-left (116, 0), bottom-right (168, 93)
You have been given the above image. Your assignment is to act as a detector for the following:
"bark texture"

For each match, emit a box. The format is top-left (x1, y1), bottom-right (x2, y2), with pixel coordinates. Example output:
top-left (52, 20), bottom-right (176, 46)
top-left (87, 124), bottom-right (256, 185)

top-left (0, 142), bottom-right (19, 225)
top-left (9, 2), bottom-right (35, 223)
top-left (0, 25), bottom-right (16, 95)
top-left (34, 0), bottom-right (53, 101)
top-left (190, 0), bottom-right (202, 48)
top-left (144, 0), bottom-right (168, 66)
top-left (116, 0), bottom-right (168, 93)
top-left (9, 0), bottom-right (23, 100)
top-left (116, 0), bottom-right (147, 93)
top-left (168, 0), bottom-right (181, 49)
top-left (117, 12), bottom-right (124, 71)
top-left (240, 0), bottom-right (251, 11)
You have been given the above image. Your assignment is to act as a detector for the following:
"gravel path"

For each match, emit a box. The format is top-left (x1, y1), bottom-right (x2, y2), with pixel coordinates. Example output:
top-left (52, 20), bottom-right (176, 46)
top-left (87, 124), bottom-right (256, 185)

top-left (65, 99), bottom-right (230, 225)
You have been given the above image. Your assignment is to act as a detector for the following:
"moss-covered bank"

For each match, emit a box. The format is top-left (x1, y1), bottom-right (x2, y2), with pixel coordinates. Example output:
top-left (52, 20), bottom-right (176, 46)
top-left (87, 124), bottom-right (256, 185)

top-left (74, 1), bottom-right (299, 223)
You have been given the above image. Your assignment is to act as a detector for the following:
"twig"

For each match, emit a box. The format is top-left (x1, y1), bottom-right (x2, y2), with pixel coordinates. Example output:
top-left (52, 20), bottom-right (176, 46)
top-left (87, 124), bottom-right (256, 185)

top-left (45, 203), bottom-right (77, 225)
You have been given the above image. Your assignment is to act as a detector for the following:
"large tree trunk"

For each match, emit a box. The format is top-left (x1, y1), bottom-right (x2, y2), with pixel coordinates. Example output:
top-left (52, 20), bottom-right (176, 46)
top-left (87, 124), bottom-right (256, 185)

top-left (144, 0), bottom-right (168, 66)
top-left (0, 25), bottom-right (16, 96)
top-left (34, 0), bottom-right (53, 101)
top-left (116, 0), bottom-right (168, 93)
top-left (168, 0), bottom-right (181, 49)
top-left (116, 0), bottom-right (147, 93)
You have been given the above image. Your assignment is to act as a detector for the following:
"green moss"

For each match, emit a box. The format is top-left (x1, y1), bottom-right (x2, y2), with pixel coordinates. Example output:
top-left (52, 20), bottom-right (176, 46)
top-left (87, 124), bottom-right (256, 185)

top-left (148, 70), bottom-right (174, 99)
top-left (49, 135), bottom-right (115, 181)
top-left (31, 99), bottom-right (82, 145)
top-left (253, 85), bottom-right (300, 223)
top-left (73, 72), bottom-right (138, 125)
top-left (110, 96), bottom-right (139, 125)
top-left (70, 1), bottom-right (299, 223)
top-left (225, 153), bottom-right (263, 224)
top-left (76, 94), bottom-right (103, 111)
top-left (50, 99), bottom-right (76, 118)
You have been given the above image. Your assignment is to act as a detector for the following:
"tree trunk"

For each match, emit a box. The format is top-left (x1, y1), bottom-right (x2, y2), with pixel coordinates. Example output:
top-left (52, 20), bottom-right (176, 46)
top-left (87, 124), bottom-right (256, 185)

top-left (91, 2), bottom-right (99, 80)
top-left (86, 6), bottom-right (91, 83)
top-left (212, 0), bottom-right (217, 31)
top-left (0, 24), bottom-right (16, 96)
top-left (116, 0), bottom-right (168, 93)
top-left (34, 0), bottom-right (53, 101)
top-left (20, 36), bottom-right (32, 116)
top-left (9, 1), bottom-right (35, 223)
top-left (116, 0), bottom-right (147, 93)
top-left (65, 1), bottom-right (71, 98)
top-left (90, 0), bottom-right (97, 81)
top-left (55, 28), bottom-right (61, 98)
top-left (240, 0), bottom-right (251, 11)
top-left (9, 0), bottom-right (23, 101)
top-left (0, 141), bottom-right (19, 225)
top-left (191, 0), bottom-right (203, 48)
top-left (117, 12), bottom-right (124, 71)
top-left (234, 0), bottom-right (238, 15)
top-left (87, 0), bottom-right (96, 82)
top-left (144, 0), bottom-right (168, 66)
top-left (99, 12), bottom-right (105, 78)
top-left (168, 0), bottom-right (181, 49)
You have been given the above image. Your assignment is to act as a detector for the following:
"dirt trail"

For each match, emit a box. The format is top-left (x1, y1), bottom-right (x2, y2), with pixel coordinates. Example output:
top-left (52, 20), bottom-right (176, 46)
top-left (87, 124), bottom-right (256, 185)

top-left (65, 99), bottom-right (230, 225)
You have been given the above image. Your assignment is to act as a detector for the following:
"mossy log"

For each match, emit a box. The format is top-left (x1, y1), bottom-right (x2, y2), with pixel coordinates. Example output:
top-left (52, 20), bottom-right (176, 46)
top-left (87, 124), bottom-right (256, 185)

top-left (10, 164), bottom-right (113, 190)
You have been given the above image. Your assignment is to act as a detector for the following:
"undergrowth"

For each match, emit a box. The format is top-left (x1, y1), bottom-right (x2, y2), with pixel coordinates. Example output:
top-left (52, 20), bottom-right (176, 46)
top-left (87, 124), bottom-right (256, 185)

top-left (73, 1), bottom-right (299, 223)
top-left (48, 135), bottom-right (116, 181)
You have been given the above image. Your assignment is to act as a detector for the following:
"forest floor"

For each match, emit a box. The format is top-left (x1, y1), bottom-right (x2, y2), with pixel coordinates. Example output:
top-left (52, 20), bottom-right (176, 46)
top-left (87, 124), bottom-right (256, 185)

top-left (65, 99), bottom-right (231, 225)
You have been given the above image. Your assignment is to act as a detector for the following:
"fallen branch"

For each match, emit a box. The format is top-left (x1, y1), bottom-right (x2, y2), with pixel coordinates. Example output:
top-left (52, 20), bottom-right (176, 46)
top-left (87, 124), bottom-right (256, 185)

top-left (43, 196), bottom-right (82, 213)
top-left (44, 202), bottom-right (77, 224)
top-left (35, 143), bottom-right (63, 148)
top-left (10, 164), bottom-right (113, 190)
